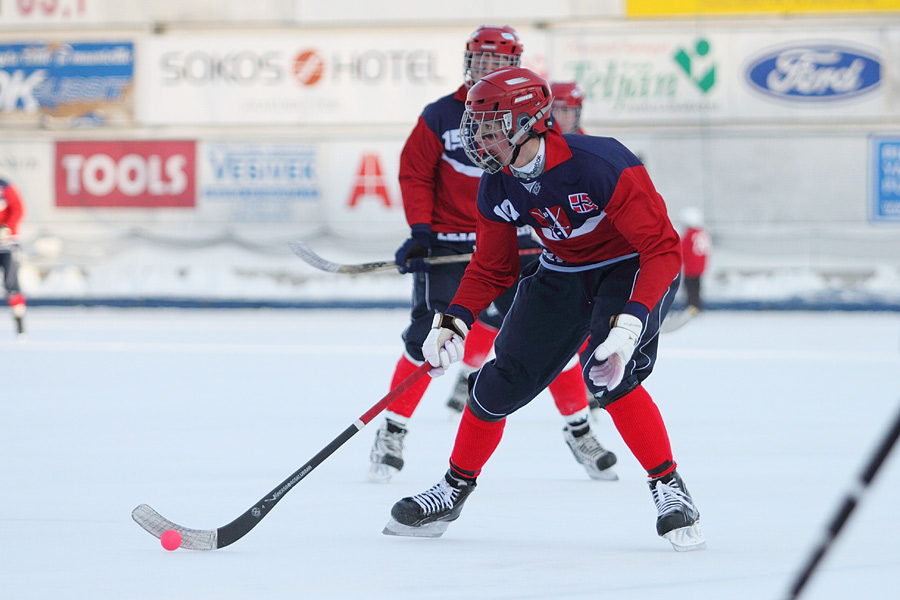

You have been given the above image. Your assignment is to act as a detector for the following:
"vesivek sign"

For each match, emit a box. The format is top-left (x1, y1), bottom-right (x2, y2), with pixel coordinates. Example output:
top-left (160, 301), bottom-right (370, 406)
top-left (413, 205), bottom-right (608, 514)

top-left (744, 42), bottom-right (881, 102)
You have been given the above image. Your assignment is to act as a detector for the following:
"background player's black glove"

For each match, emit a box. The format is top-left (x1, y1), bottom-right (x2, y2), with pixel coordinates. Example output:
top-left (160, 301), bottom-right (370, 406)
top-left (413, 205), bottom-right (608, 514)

top-left (395, 224), bottom-right (432, 274)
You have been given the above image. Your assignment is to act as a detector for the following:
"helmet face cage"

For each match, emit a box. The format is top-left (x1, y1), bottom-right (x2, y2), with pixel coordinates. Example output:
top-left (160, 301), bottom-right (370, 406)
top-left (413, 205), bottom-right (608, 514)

top-left (550, 82), bottom-right (584, 134)
top-left (462, 67), bottom-right (552, 174)
top-left (462, 25), bottom-right (524, 88)
top-left (460, 110), bottom-right (515, 174)
top-left (551, 103), bottom-right (582, 134)
top-left (463, 52), bottom-right (521, 88)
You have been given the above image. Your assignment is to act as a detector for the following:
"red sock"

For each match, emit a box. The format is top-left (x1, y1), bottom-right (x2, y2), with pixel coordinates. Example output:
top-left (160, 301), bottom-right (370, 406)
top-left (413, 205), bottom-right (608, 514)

top-left (462, 320), bottom-right (498, 369)
top-left (548, 362), bottom-right (589, 416)
top-left (383, 355), bottom-right (431, 419)
top-left (605, 385), bottom-right (676, 478)
top-left (449, 406), bottom-right (505, 477)
top-left (8, 293), bottom-right (25, 308)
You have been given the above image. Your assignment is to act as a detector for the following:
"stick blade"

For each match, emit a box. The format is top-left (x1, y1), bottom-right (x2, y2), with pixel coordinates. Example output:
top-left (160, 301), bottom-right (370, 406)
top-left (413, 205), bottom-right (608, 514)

top-left (660, 307), bottom-right (699, 334)
top-left (287, 240), bottom-right (342, 273)
top-left (132, 504), bottom-right (218, 551)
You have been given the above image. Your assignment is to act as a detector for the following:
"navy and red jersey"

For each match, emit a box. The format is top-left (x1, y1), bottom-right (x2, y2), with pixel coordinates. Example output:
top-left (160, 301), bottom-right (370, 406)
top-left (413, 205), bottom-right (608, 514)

top-left (398, 85), bottom-right (484, 233)
top-left (681, 227), bottom-right (711, 278)
top-left (448, 130), bottom-right (681, 325)
top-left (0, 178), bottom-right (25, 235)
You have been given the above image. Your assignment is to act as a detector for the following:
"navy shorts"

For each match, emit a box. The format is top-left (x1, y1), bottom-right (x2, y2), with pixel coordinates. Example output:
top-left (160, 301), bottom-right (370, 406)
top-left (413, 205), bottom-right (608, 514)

top-left (467, 257), bottom-right (680, 421)
top-left (0, 251), bottom-right (20, 296)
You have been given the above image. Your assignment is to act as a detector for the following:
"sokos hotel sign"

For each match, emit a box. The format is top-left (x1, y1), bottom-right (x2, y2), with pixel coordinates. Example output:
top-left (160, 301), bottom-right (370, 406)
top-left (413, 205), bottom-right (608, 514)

top-left (137, 33), bottom-right (457, 126)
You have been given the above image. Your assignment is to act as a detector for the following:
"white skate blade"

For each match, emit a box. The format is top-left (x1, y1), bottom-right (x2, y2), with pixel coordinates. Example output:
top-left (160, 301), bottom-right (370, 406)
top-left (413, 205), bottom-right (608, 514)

top-left (586, 468), bottom-right (619, 481)
top-left (663, 522), bottom-right (707, 552)
top-left (366, 463), bottom-right (398, 484)
top-left (382, 517), bottom-right (450, 538)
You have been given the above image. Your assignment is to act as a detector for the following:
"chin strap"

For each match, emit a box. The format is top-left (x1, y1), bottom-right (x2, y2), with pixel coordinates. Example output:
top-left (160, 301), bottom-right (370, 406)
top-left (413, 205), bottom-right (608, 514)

top-left (510, 134), bottom-right (546, 180)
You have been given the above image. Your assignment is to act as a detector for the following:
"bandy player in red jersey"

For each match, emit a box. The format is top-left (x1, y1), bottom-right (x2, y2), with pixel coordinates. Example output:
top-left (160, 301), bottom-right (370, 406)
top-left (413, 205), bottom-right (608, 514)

top-left (680, 207), bottom-right (711, 313)
top-left (549, 81), bottom-right (586, 135)
top-left (0, 176), bottom-right (26, 340)
top-left (382, 67), bottom-right (706, 552)
top-left (367, 26), bottom-right (617, 484)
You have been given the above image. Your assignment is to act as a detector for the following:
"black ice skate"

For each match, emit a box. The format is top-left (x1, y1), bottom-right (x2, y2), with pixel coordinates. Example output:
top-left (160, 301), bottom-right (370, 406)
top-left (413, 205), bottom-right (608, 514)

top-left (12, 303), bottom-right (25, 341)
top-left (649, 470), bottom-right (706, 551)
top-left (382, 469), bottom-right (477, 538)
top-left (445, 371), bottom-right (469, 416)
top-left (562, 424), bottom-right (618, 480)
top-left (366, 419), bottom-right (407, 483)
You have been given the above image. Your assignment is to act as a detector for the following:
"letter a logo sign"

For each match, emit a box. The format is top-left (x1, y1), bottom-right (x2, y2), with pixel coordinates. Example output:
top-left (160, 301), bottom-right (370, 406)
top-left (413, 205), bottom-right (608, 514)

top-left (348, 152), bottom-right (392, 208)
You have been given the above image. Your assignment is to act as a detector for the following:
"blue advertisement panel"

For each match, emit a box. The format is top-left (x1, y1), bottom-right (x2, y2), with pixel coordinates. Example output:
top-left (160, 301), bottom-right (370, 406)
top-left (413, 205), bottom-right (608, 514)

top-left (871, 136), bottom-right (900, 222)
top-left (0, 41), bottom-right (134, 127)
top-left (199, 142), bottom-right (321, 222)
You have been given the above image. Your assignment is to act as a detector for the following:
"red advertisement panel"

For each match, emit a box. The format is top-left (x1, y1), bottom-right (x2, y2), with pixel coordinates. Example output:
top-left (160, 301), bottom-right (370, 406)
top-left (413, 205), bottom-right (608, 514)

top-left (55, 141), bottom-right (196, 208)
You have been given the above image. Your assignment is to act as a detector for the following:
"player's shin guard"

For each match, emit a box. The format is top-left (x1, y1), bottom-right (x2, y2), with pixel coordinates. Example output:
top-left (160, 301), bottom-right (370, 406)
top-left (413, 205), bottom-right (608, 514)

top-left (449, 406), bottom-right (506, 477)
top-left (605, 385), bottom-right (675, 478)
top-left (383, 354), bottom-right (432, 421)
top-left (446, 321), bottom-right (498, 414)
top-left (366, 355), bottom-right (430, 483)
top-left (548, 360), bottom-right (590, 416)
top-left (461, 320), bottom-right (497, 368)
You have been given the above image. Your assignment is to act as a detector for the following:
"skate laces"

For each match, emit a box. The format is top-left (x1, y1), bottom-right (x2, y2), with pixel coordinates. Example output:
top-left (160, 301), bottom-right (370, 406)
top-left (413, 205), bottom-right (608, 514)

top-left (410, 478), bottom-right (459, 515)
top-left (651, 478), bottom-right (694, 516)
top-left (566, 427), bottom-right (607, 462)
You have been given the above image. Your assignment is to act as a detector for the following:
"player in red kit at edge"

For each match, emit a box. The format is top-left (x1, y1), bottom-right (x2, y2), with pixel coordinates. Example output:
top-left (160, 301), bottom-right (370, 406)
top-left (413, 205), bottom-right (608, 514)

top-left (680, 207), bottom-right (711, 314)
top-left (367, 27), bottom-right (617, 484)
top-left (382, 67), bottom-right (706, 552)
top-left (549, 81), bottom-right (585, 135)
top-left (0, 176), bottom-right (26, 340)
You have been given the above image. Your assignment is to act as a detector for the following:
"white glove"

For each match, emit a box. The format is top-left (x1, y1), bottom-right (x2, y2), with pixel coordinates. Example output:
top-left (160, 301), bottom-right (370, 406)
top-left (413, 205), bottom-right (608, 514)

top-left (422, 313), bottom-right (468, 378)
top-left (589, 314), bottom-right (643, 390)
top-left (0, 226), bottom-right (14, 250)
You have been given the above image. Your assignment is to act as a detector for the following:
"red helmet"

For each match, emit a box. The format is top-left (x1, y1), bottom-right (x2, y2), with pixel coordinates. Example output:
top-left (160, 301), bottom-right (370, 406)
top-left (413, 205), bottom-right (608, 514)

top-left (550, 82), bottom-right (584, 108)
top-left (463, 25), bottom-right (524, 88)
top-left (461, 67), bottom-right (552, 173)
top-left (549, 81), bottom-right (584, 134)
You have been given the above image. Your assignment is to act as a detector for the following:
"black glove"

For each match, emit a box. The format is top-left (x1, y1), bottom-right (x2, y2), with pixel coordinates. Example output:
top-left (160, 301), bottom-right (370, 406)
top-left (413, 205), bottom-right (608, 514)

top-left (395, 224), bottom-right (432, 273)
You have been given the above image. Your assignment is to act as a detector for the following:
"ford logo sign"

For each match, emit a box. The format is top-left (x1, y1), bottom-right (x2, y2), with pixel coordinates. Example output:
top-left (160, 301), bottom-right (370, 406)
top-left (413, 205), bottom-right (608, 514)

top-left (745, 42), bottom-right (881, 102)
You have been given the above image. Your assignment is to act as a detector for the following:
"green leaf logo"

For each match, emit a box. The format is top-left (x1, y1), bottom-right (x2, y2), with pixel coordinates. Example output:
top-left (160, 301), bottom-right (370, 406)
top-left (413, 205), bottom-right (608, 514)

top-left (674, 39), bottom-right (716, 93)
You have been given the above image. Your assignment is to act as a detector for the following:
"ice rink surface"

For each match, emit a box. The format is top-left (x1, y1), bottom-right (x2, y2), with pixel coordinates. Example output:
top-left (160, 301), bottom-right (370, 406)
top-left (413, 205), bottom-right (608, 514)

top-left (2, 308), bottom-right (899, 600)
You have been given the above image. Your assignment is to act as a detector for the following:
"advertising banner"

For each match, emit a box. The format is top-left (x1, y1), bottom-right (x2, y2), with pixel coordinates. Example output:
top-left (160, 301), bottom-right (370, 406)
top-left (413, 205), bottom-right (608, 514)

top-left (551, 32), bottom-right (727, 124)
top-left (198, 142), bottom-right (321, 222)
top-left (732, 32), bottom-right (883, 121)
top-left (136, 29), bottom-right (547, 126)
top-left (319, 139), bottom-right (407, 240)
top-left (0, 141), bottom-right (55, 222)
top-left (627, 0), bottom-right (900, 16)
top-left (0, 40), bottom-right (134, 127)
top-left (551, 28), bottom-right (885, 124)
top-left (886, 28), bottom-right (900, 118)
top-left (55, 140), bottom-right (196, 208)
top-left (871, 136), bottom-right (900, 222)
top-left (138, 33), bottom-right (455, 125)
